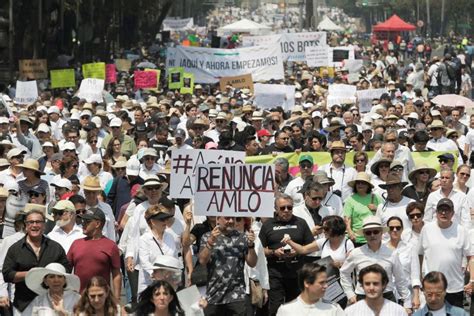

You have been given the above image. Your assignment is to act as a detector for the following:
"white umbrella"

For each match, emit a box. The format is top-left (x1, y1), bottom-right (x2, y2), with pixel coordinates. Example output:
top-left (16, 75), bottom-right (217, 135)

top-left (431, 94), bottom-right (474, 108)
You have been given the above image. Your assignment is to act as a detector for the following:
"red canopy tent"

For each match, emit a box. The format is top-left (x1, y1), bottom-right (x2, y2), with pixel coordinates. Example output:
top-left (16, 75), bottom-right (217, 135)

top-left (372, 15), bottom-right (416, 44)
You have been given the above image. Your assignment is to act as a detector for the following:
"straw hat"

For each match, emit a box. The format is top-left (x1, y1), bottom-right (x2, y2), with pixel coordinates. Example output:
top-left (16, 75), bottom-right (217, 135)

top-left (26, 263), bottom-right (80, 295)
top-left (348, 172), bottom-right (374, 189)
top-left (111, 159), bottom-right (127, 169)
top-left (324, 119), bottom-right (344, 133)
top-left (142, 175), bottom-right (168, 191)
top-left (18, 159), bottom-right (45, 175)
top-left (329, 141), bottom-right (347, 152)
top-left (408, 164), bottom-right (437, 183)
top-left (81, 176), bottom-right (102, 191)
top-left (379, 173), bottom-right (408, 189)
top-left (370, 157), bottom-right (393, 177)
top-left (356, 215), bottom-right (389, 235)
top-left (313, 170), bottom-right (335, 186)
top-left (427, 120), bottom-right (446, 130)
top-left (24, 203), bottom-right (53, 221)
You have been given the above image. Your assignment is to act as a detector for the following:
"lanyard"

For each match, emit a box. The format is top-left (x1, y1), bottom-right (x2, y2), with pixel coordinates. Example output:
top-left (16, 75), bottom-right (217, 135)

top-left (329, 164), bottom-right (345, 193)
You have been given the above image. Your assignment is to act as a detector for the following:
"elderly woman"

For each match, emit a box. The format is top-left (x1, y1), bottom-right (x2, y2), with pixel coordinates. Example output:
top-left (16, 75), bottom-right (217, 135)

top-left (370, 157), bottom-right (392, 197)
top-left (343, 172), bottom-right (383, 247)
top-left (24, 263), bottom-right (81, 315)
top-left (402, 164), bottom-right (436, 204)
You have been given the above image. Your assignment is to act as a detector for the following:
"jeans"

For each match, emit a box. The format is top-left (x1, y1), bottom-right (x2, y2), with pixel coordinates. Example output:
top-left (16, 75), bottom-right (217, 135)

top-left (205, 300), bottom-right (246, 316)
top-left (268, 276), bottom-right (300, 316)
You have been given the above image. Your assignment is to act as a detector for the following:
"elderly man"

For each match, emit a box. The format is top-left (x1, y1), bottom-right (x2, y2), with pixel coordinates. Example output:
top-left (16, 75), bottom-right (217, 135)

top-left (285, 155), bottom-right (314, 206)
top-left (340, 216), bottom-right (412, 313)
top-left (419, 198), bottom-right (473, 308)
top-left (47, 200), bottom-right (85, 253)
top-left (82, 154), bottom-right (113, 190)
top-left (424, 168), bottom-right (470, 229)
top-left (259, 194), bottom-right (314, 315)
top-left (319, 141), bottom-right (357, 200)
top-left (274, 157), bottom-right (293, 194)
top-left (101, 117), bottom-right (137, 158)
top-left (427, 120), bottom-right (461, 161)
top-left (0, 148), bottom-right (25, 186)
top-left (315, 171), bottom-right (343, 214)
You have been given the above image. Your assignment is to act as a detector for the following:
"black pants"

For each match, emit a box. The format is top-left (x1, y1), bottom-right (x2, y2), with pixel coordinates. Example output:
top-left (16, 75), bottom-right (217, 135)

top-left (268, 277), bottom-right (299, 316)
top-left (356, 291), bottom-right (396, 303)
top-left (205, 300), bottom-right (246, 316)
top-left (127, 269), bottom-right (139, 303)
top-left (445, 291), bottom-right (464, 308)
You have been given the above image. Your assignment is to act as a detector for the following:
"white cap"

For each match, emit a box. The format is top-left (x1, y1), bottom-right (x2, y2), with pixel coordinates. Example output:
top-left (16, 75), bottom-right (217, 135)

top-left (312, 111), bottom-right (322, 118)
top-left (110, 117), bottom-right (123, 128)
top-left (80, 110), bottom-right (92, 118)
top-left (71, 112), bottom-right (80, 120)
top-left (91, 116), bottom-right (102, 129)
top-left (36, 105), bottom-right (47, 113)
top-left (37, 123), bottom-right (50, 133)
top-left (83, 154), bottom-right (102, 165)
top-left (0, 117), bottom-right (9, 124)
top-left (42, 141), bottom-right (54, 148)
top-left (396, 119), bottom-right (407, 127)
top-left (408, 112), bottom-right (419, 120)
top-left (126, 159), bottom-right (140, 176)
top-left (295, 92), bottom-right (303, 98)
top-left (303, 102), bottom-right (314, 109)
top-left (51, 178), bottom-right (72, 190)
top-left (61, 142), bottom-right (76, 152)
top-left (431, 110), bottom-right (441, 116)
top-left (47, 106), bottom-right (60, 115)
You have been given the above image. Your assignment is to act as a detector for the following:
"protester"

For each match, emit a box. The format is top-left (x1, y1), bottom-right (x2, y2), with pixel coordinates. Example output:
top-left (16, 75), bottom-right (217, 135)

top-left (73, 276), bottom-right (124, 315)
top-left (135, 280), bottom-right (184, 316)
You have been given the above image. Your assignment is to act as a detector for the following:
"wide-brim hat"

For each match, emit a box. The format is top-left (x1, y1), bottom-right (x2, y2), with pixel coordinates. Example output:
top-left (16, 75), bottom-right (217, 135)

top-left (313, 170), bottom-right (335, 186)
top-left (379, 174), bottom-right (408, 189)
top-left (408, 164), bottom-right (437, 183)
top-left (329, 140), bottom-right (347, 152)
top-left (26, 263), bottom-right (80, 295)
top-left (370, 157), bottom-right (393, 177)
top-left (356, 215), bottom-right (389, 235)
top-left (427, 120), bottom-right (446, 130)
top-left (348, 172), bottom-right (374, 189)
top-left (324, 121), bottom-right (344, 133)
top-left (143, 175), bottom-right (168, 191)
top-left (81, 176), bottom-right (102, 191)
top-left (18, 159), bottom-right (45, 175)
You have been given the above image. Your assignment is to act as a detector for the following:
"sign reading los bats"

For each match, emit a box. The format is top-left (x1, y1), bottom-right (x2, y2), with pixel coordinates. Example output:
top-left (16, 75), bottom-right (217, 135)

top-left (194, 164), bottom-right (275, 217)
top-left (170, 149), bottom-right (246, 199)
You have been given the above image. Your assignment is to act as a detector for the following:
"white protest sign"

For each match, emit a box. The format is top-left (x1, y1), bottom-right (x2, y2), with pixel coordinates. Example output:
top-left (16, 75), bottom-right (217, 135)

top-left (14, 81), bottom-right (38, 104)
top-left (170, 149), bottom-right (246, 199)
top-left (166, 45), bottom-right (284, 83)
top-left (163, 17), bottom-right (194, 31)
top-left (346, 73), bottom-right (360, 84)
top-left (305, 46), bottom-right (329, 67)
top-left (343, 59), bottom-right (363, 73)
top-left (194, 164), bottom-right (275, 217)
top-left (356, 88), bottom-right (387, 113)
top-left (243, 32), bottom-right (327, 61)
top-left (327, 84), bottom-right (357, 107)
top-left (329, 47), bottom-right (355, 67)
top-left (254, 83), bottom-right (295, 111)
top-left (77, 78), bottom-right (105, 103)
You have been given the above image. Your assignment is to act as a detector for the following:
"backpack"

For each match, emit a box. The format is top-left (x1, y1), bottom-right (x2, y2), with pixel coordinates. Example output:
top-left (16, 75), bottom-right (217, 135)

top-left (446, 61), bottom-right (456, 80)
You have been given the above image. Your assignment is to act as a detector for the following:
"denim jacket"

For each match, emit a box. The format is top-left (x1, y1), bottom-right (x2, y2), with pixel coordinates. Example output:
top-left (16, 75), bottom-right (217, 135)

top-left (414, 302), bottom-right (468, 316)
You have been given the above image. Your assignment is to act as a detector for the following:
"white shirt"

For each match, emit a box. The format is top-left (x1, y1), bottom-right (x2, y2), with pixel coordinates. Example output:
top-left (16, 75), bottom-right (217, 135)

top-left (344, 299), bottom-right (408, 316)
top-left (424, 188), bottom-right (470, 229)
top-left (47, 224), bottom-right (85, 253)
top-left (418, 221), bottom-right (472, 293)
top-left (284, 177), bottom-right (305, 206)
top-left (339, 244), bottom-right (412, 307)
top-left (427, 136), bottom-right (458, 152)
top-left (277, 296), bottom-right (345, 316)
top-left (316, 238), bottom-right (354, 263)
top-left (319, 164), bottom-right (357, 201)
top-left (322, 192), bottom-right (343, 215)
top-left (293, 204), bottom-right (342, 231)
top-left (369, 145), bottom-right (414, 181)
top-left (383, 240), bottom-right (421, 288)
top-left (376, 196), bottom-right (415, 235)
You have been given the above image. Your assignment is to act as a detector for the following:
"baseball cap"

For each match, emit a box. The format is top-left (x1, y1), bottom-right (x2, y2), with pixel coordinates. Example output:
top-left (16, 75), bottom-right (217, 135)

top-left (51, 178), bottom-right (72, 190)
top-left (174, 129), bottom-right (186, 139)
top-left (299, 154), bottom-right (314, 165)
top-left (109, 117), bottom-right (123, 128)
top-left (52, 200), bottom-right (75, 212)
top-left (437, 153), bottom-right (455, 161)
top-left (79, 207), bottom-right (106, 222)
top-left (83, 154), bottom-right (102, 165)
top-left (47, 106), bottom-right (60, 115)
top-left (437, 198), bottom-right (453, 210)
top-left (257, 129), bottom-right (271, 138)
top-left (7, 148), bottom-right (26, 160)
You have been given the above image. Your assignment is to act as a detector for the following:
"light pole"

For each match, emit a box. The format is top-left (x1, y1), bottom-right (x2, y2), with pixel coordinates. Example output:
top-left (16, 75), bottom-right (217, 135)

top-left (426, 0), bottom-right (430, 36)
top-left (8, 0), bottom-right (13, 81)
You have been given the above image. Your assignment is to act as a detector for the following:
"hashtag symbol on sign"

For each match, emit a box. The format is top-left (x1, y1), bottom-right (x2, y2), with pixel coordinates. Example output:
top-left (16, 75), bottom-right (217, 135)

top-left (173, 155), bottom-right (193, 173)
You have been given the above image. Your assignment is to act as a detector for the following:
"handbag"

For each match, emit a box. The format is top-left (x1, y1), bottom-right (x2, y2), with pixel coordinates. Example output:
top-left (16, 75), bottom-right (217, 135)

top-left (250, 279), bottom-right (264, 308)
top-left (191, 262), bottom-right (208, 286)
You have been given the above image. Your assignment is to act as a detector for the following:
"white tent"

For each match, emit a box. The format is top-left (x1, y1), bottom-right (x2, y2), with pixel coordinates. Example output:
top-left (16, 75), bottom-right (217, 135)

top-left (217, 19), bottom-right (272, 36)
top-left (317, 16), bottom-right (344, 32)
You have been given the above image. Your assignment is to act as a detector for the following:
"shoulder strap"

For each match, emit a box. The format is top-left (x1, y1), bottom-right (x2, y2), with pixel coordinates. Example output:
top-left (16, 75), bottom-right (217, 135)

top-left (152, 237), bottom-right (165, 255)
top-left (345, 238), bottom-right (349, 253)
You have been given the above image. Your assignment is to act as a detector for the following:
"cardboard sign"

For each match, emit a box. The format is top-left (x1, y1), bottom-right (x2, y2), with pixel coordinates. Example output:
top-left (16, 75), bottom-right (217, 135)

top-left (219, 74), bottom-right (254, 93)
top-left (166, 45), bottom-right (284, 84)
top-left (115, 59), bottom-right (132, 72)
top-left (343, 59), bottom-right (363, 73)
top-left (19, 59), bottom-right (48, 79)
top-left (305, 46), bottom-right (329, 67)
top-left (77, 78), bottom-right (104, 103)
top-left (134, 71), bottom-right (157, 89)
top-left (14, 80), bottom-right (38, 104)
top-left (50, 69), bottom-right (75, 89)
top-left (82, 62), bottom-right (106, 79)
top-left (194, 164), bottom-right (275, 217)
top-left (180, 73), bottom-right (194, 94)
top-left (168, 67), bottom-right (184, 90)
top-left (170, 149), bottom-right (245, 199)
top-left (254, 83), bottom-right (295, 111)
top-left (105, 64), bottom-right (117, 83)
top-left (144, 69), bottom-right (161, 91)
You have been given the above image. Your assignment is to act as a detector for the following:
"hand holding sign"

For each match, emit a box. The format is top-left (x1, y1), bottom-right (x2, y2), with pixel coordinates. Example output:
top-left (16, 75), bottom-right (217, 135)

top-left (208, 226), bottom-right (221, 246)
top-left (246, 230), bottom-right (256, 246)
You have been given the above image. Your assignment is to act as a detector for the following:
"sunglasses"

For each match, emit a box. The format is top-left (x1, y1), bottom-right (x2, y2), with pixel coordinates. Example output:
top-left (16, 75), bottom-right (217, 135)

top-left (439, 160), bottom-right (449, 164)
top-left (310, 196), bottom-right (324, 201)
top-left (459, 172), bottom-right (470, 177)
top-left (391, 167), bottom-right (403, 172)
top-left (418, 170), bottom-right (430, 175)
top-left (115, 167), bottom-right (126, 171)
top-left (29, 192), bottom-right (42, 197)
top-left (145, 186), bottom-right (161, 191)
top-left (53, 210), bottom-right (65, 217)
top-left (364, 229), bottom-right (381, 236)
top-left (388, 226), bottom-right (402, 232)
top-left (409, 213), bottom-right (422, 220)
top-left (436, 208), bottom-right (453, 214)
top-left (279, 137), bottom-right (289, 141)
top-left (279, 205), bottom-right (293, 211)
top-left (90, 140), bottom-right (98, 144)
top-left (299, 163), bottom-right (313, 169)
top-left (431, 127), bottom-right (444, 131)
top-left (144, 156), bottom-right (155, 161)
top-left (76, 209), bottom-right (87, 215)
top-left (13, 155), bottom-right (24, 159)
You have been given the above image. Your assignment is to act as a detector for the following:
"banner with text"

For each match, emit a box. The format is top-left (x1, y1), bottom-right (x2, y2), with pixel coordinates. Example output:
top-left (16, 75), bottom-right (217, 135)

top-left (194, 164), bottom-right (275, 217)
top-left (163, 17), bottom-right (194, 31)
top-left (170, 149), bottom-right (245, 199)
top-left (77, 78), bottom-right (104, 103)
top-left (329, 47), bottom-right (355, 67)
top-left (134, 71), bottom-right (158, 89)
top-left (166, 45), bottom-right (284, 83)
top-left (15, 80), bottom-right (38, 104)
top-left (254, 83), bottom-right (296, 111)
top-left (242, 32), bottom-right (327, 61)
top-left (19, 59), bottom-right (48, 79)
top-left (327, 83), bottom-right (357, 106)
top-left (219, 74), bottom-right (254, 93)
top-left (82, 62), bottom-right (106, 79)
top-left (50, 69), bottom-right (75, 89)
top-left (305, 46), bottom-right (329, 67)
top-left (180, 73), bottom-right (194, 94)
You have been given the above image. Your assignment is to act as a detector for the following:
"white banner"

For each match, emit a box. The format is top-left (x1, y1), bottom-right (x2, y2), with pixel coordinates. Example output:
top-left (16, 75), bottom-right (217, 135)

top-left (327, 84), bottom-right (357, 107)
top-left (254, 83), bottom-right (295, 111)
top-left (343, 59), bottom-right (363, 73)
top-left (242, 32), bottom-right (327, 61)
top-left (170, 149), bottom-right (246, 199)
top-left (77, 78), bottom-right (104, 103)
top-left (163, 18), bottom-right (194, 31)
top-left (356, 88), bottom-right (387, 113)
top-left (166, 45), bottom-right (284, 83)
top-left (305, 46), bottom-right (329, 67)
top-left (194, 164), bottom-right (275, 217)
top-left (15, 81), bottom-right (38, 104)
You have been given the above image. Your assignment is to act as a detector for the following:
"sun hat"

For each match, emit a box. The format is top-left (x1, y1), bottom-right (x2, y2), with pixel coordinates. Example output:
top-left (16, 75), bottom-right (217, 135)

top-left (0, 158), bottom-right (9, 168)
top-left (83, 154), bottom-right (102, 165)
top-left (379, 173), bottom-right (408, 189)
top-left (25, 263), bottom-right (80, 295)
top-left (145, 209), bottom-right (174, 222)
top-left (313, 170), bottom-right (335, 186)
top-left (427, 120), bottom-right (446, 130)
top-left (109, 117), bottom-right (123, 128)
top-left (7, 148), bottom-right (26, 160)
top-left (111, 159), bottom-right (127, 169)
top-left (143, 175), bottom-right (168, 190)
top-left (324, 119), bottom-right (344, 133)
top-left (24, 203), bottom-right (53, 221)
top-left (370, 157), bottom-right (393, 177)
top-left (141, 148), bottom-right (158, 158)
top-left (389, 160), bottom-right (403, 170)
top-left (52, 200), bottom-right (75, 212)
top-left (81, 176), bottom-right (102, 191)
top-left (356, 215), bottom-right (389, 235)
top-left (329, 140), bottom-right (347, 152)
top-left (18, 159), bottom-right (45, 175)
top-left (251, 111), bottom-right (264, 121)
top-left (408, 164), bottom-right (437, 183)
top-left (51, 178), bottom-right (73, 191)
top-left (150, 255), bottom-right (183, 272)
top-left (348, 172), bottom-right (374, 189)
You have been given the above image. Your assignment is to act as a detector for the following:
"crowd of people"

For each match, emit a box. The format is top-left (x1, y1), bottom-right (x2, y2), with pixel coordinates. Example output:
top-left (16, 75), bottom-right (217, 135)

top-left (0, 6), bottom-right (472, 315)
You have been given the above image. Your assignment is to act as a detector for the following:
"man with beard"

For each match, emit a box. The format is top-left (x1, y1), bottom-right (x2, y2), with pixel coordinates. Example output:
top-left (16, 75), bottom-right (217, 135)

top-left (47, 200), bottom-right (85, 253)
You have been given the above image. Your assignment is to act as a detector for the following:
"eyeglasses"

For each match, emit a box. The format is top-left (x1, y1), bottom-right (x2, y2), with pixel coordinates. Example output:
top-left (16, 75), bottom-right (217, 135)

top-left (76, 209), bottom-right (87, 215)
top-left (431, 127), bottom-right (443, 131)
top-left (144, 156), bottom-right (155, 161)
top-left (459, 172), bottom-right (470, 177)
top-left (111, 126), bottom-right (121, 129)
top-left (52, 210), bottom-right (65, 217)
top-left (299, 163), bottom-right (313, 169)
top-left (391, 167), bottom-right (403, 172)
top-left (385, 139), bottom-right (397, 143)
top-left (29, 192), bottom-right (42, 198)
top-left (25, 220), bottom-right (45, 225)
top-left (424, 291), bottom-right (444, 298)
top-left (115, 167), bottom-right (126, 171)
top-left (90, 140), bottom-right (98, 144)
top-left (409, 213), bottom-right (423, 219)
top-left (439, 160), bottom-right (449, 164)
top-left (279, 137), bottom-right (289, 141)
top-left (418, 170), bottom-right (430, 175)
top-left (145, 186), bottom-right (161, 191)
top-left (363, 229), bottom-right (381, 236)
top-left (436, 208), bottom-right (453, 214)
top-left (278, 205), bottom-right (293, 211)
top-left (388, 226), bottom-right (402, 232)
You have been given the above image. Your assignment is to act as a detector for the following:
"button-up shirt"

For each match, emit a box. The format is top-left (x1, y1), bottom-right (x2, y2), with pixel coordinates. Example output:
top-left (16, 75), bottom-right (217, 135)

top-left (47, 224), bottom-right (85, 253)
top-left (319, 163), bottom-right (357, 201)
top-left (369, 145), bottom-right (415, 181)
top-left (339, 243), bottom-right (412, 308)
